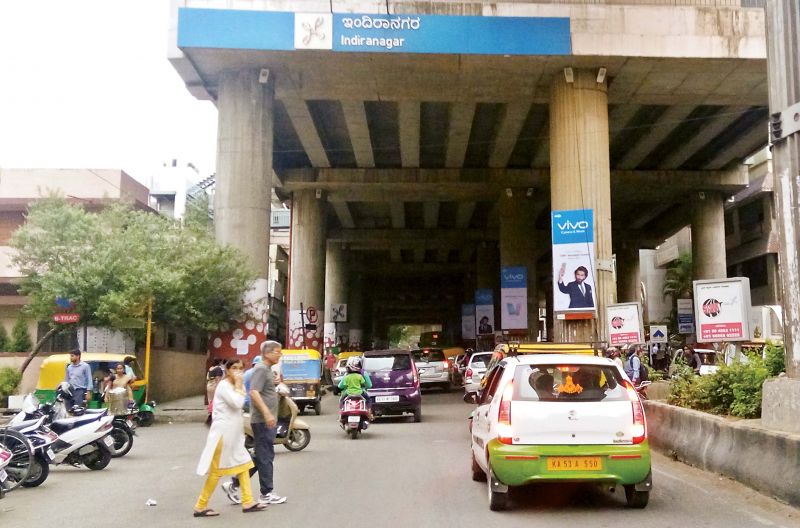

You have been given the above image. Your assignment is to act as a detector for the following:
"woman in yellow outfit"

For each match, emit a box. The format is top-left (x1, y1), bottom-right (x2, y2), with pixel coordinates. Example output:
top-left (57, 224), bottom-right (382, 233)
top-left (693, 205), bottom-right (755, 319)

top-left (194, 358), bottom-right (266, 516)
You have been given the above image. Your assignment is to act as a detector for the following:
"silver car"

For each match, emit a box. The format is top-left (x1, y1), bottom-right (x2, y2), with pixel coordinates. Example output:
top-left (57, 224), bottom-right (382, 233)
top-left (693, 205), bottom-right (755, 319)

top-left (463, 352), bottom-right (493, 394)
top-left (412, 348), bottom-right (452, 391)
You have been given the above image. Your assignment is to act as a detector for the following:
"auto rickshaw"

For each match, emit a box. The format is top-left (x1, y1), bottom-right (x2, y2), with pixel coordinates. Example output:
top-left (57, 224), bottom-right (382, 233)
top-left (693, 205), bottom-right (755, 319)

top-left (35, 353), bottom-right (156, 426)
top-left (280, 349), bottom-right (323, 415)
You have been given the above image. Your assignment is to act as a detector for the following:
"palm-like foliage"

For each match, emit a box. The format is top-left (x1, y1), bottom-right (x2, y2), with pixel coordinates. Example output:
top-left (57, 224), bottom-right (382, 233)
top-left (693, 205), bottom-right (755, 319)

top-left (662, 252), bottom-right (693, 301)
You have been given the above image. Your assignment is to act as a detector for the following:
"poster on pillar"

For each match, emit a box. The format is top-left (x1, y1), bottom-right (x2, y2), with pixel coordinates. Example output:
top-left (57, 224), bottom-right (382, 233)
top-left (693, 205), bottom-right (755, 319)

top-left (461, 304), bottom-right (476, 340)
top-left (500, 267), bottom-right (528, 330)
top-left (289, 309), bottom-right (324, 350)
top-left (323, 322), bottom-right (337, 351)
top-left (693, 278), bottom-right (751, 342)
top-left (606, 302), bottom-right (644, 346)
top-left (474, 289), bottom-right (495, 335)
top-left (551, 209), bottom-right (597, 313)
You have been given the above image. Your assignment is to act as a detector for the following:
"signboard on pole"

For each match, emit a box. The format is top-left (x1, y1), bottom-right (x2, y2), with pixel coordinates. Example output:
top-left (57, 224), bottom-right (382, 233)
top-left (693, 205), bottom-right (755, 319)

top-left (677, 299), bottom-right (695, 334)
top-left (461, 304), bottom-right (476, 340)
top-left (330, 303), bottom-right (347, 322)
top-left (606, 302), bottom-right (644, 346)
top-left (474, 289), bottom-right (495, 335)
top-left (693, 278), bottom-right (751, 342)
top-left (500, 267), bottom-right (527, 330)
top-left (551, 209), bottom-right (597, 313)
top-left (649, 325), bottom-right (668, 344)
top-left (53, 313), bottom-right (80, 324)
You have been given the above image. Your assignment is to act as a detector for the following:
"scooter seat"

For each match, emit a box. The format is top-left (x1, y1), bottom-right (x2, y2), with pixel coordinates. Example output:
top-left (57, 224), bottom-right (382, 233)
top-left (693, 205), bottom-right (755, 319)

top-left (50, 415), bottom-right (103, 435)
top-left (8, 419), bottom-right (41, 432)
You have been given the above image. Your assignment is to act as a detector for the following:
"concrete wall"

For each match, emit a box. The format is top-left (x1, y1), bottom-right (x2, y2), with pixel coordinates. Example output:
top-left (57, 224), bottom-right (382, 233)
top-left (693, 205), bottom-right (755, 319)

top-left (0, 353), bottom-right (51, 395)
top-left (644, 400), bottom-right (800, 506)
top-left (640, 249), bottom-right (670, 323)
top-left (135, 347), bottom-right (207, 403)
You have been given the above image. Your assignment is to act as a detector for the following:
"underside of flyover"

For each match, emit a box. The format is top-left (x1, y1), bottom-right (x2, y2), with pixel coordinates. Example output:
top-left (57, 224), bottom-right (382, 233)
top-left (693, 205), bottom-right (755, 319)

top-left (173, 4), bottom-right (770, 346)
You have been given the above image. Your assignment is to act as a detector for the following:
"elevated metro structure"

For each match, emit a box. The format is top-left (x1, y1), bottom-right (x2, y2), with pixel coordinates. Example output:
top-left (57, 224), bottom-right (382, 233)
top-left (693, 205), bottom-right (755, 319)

top-left (169, 0), bottom-right (769, 353)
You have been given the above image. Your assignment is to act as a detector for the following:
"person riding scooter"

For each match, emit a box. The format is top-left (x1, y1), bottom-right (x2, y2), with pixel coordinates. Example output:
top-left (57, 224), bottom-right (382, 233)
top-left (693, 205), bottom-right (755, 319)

top-left (337, 357), bottom-right (372, 403)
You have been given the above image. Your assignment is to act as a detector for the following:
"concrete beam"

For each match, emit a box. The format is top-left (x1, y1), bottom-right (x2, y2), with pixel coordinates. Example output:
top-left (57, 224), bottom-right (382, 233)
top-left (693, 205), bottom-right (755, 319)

top-left (282, 96), bottom-right (330, 167)
top-left (616, 105), bottom-right (697, 169)
top-left (328, 228), bottom-right (499, 245)
top-left (398, 101), bottom-right (420, 168)
top-left (423, 201), bottom-right (440, 229)
top-left (351, 261), bottom-right (469, 274)
top-left (660, 106), bottom-right (750, 169)
top-left (489, 102), bottom-right (531, 168)
top-left (331, 201), bottom-right (355, 229)
top-left (706, 121), bottom-right (768, 170)
top-left (446, 103), bottom-right (476, 168)
top-left (340, 100), bottom-right (374, 168)
top-left (611, 168), bottom-right (749, 193)
top-left (608, 104), bottom-right (643, 145)
top-left (390, 201), bottom-right (405, 228)
top-left (455, 202), bottom-right (476, 228)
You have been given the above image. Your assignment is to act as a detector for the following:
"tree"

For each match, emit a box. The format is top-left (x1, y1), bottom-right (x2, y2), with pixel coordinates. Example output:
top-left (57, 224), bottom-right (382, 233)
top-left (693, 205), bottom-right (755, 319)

top-left (184, 191), bottom-right (213, 233)
top-left (10, 196), bottom-right (256, 373)
top-left (10, 316), bottom-right (32, 352)
top-left (662, 252), bottom-right (693, 334)
top-left (0, 323), bottom-right (9, 352)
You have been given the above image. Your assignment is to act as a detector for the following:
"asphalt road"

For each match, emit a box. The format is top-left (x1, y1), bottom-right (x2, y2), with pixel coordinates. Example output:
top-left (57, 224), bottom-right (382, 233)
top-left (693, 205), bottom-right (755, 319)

top-left (1, 391), bottom-right (797, 527)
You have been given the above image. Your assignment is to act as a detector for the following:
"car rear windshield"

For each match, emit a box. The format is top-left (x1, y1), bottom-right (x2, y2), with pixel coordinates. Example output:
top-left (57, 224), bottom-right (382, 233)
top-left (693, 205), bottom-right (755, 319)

top-left (364, 354), bottom-right (412, 372)
top-left (469, 354), bottom-right (492, 368)
top-left (412, 349), bottom-right (445, 362)
top-left (512, 364), bottom-right (629, 402)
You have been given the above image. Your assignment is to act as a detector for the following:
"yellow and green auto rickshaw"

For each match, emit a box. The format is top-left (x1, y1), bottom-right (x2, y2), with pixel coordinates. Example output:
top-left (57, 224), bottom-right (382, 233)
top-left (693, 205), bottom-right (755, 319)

top-left (280, 349), bottom-right (322, 415)
top-left (35, 353), bottom-right (156, 425)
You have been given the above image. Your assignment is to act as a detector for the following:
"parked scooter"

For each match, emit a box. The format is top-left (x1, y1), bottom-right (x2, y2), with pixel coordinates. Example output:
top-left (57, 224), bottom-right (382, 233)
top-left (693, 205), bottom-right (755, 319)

top-left (83, 390), bottom-right (137, 458)
top-left (0, 428), bottom-right (32, 496)
top-left (7, 416), bottom-right (58, 487)
top-left (243, 385), bottom-right (311, 452)
top-left (339, 395), bottom-right (370, 440)
top-left (10, 390), bottom-right (115, 470)
top-left (0, 443), bottom-right (11, 499)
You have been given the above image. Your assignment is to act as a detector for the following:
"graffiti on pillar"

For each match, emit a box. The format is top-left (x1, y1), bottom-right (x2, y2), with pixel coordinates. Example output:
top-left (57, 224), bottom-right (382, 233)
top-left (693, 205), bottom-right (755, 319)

top-left (289, 308), bottom-right (324, 350)
top-left (348, 329), bottom-right (362, 349)
top-left (324, 322), bottom-right (336, 350)
top-left (208, 278), bottom-right (269, 360)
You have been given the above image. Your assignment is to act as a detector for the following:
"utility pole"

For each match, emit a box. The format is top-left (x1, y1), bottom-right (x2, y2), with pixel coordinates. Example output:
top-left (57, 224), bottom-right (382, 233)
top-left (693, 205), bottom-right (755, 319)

top-left (766, 1), bottom-right (800, 378)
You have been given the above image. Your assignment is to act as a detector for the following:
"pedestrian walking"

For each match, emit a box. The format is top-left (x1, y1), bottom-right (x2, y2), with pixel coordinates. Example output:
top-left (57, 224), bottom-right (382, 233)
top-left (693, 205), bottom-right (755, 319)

top-left (323, 350), bottom-right (336, 386)
top-left (222, 340), bottom-right (287, 506)
top-left (205, 358), bottom-right (224, 426)
top-left (64, 348), bottom-right (91, 409)
top-left (242, 356), bottom-right (262, 412)
top-left (193, 358), bottom-right (266, 517)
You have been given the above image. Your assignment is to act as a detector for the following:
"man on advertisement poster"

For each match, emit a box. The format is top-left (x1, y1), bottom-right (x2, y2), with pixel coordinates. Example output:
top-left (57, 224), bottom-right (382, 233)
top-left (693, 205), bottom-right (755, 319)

top-left (478, 316), bottom-right (493, 334)
top-left (557, 263), bottom-right (594, 309)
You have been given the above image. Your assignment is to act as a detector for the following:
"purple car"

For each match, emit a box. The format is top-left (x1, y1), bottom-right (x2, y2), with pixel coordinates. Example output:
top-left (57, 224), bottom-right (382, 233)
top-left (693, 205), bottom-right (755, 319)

top-left (362, 349), bottom-right (422, 422)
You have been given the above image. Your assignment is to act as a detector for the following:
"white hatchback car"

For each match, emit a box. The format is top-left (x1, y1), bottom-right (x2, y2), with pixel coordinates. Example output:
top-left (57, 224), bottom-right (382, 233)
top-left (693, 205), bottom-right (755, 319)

top-left (463, 351), bottom-right (494, 394)
top-left (467, 354), bottom-right (652, 511)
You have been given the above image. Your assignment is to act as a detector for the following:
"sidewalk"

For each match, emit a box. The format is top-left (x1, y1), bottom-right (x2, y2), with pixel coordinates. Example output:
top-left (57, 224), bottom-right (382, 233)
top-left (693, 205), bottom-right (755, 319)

top-left (155, 394), bottom-right (207, 424)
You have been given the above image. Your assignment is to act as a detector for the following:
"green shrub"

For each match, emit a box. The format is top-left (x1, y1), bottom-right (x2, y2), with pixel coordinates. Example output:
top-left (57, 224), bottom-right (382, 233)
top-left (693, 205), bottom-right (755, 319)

top-left (641, 353), bottom-right (665, 382)
top-left (0, 367), bottom-right (22, 403)
top-left (10, 316), bottom-right (32, 352)
top-left (0, 323), bottom-right (9, 352)
top-left (667, 363), bottom-right (701, 407)
top-left (764, 341), bottom-right (785, 377)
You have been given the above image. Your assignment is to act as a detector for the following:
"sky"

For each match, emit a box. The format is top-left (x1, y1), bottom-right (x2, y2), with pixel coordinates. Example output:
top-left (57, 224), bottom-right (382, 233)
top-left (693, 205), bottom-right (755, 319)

top-left (0, 0), bottom-right (218, 186)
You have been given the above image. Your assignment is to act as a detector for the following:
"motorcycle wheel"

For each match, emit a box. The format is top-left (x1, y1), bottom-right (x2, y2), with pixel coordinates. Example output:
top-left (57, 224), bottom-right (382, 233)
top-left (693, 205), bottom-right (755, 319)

top-left (110, 426), bottom-right (134, 458)
top-left (284, 429), bottom-right (311, 452)
top-left (21, 453), bottom-right (49, 488)
top-left (135, 411), bottom-right (154, 427)
top-left (83, 441), bottom-right (112, 470)
top-left (348, 428), bottom-right (359, 440)
top-left (0, 428), bottom-right (32, 491)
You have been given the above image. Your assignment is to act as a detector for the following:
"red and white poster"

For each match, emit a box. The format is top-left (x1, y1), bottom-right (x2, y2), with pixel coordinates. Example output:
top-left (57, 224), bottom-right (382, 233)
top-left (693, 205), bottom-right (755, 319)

top-left (693, 278), bottom-right (751, 342)
top-left (606, 302), bottom-right (644, 346)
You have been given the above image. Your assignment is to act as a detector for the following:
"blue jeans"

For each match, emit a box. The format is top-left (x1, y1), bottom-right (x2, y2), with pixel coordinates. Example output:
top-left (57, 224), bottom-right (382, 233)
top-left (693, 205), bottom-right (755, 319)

top-left (233, 422), bottom-right (276, 495)
top-left (69, 388), bottom-right (87, 409)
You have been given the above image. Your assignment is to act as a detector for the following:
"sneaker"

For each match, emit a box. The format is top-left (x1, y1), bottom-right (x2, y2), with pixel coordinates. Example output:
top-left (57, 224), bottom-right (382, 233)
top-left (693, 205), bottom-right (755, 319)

top-left (222, 481), bottom-right (242, 505)
top-left (259, 492), bottom-right (287, 505)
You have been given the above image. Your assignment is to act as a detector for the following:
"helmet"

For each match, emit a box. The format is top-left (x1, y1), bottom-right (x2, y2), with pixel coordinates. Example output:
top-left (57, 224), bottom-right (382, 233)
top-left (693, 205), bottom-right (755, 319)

top-left (346, 356), bottom-right (363, 372)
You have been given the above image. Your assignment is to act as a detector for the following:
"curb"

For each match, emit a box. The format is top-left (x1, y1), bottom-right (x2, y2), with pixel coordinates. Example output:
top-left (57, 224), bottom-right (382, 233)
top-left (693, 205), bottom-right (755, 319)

top-left (155, 410), bottom-right (208, 424)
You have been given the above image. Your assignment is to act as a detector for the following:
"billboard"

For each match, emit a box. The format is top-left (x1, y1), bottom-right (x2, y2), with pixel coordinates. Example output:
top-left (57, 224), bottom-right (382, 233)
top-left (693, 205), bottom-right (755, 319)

top-left (500, 267), bottom-right (528, 330)
top-left (693, 278), bottom-right (751, 342)
top-left (461, 304), bottom-right (476, 340)
top-left (551, 209), bottom-right (596, 313)
top-left (475, 289), bottom-right (495, 335)
top-left (677, 298), bottom-right (695, 334)
top-left (607, 303), bottom-right (645, 346)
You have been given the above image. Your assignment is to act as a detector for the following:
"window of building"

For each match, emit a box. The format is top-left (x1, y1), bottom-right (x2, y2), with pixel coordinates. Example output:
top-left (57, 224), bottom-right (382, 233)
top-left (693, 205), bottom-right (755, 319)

top-left (740, 255), bottom-right (768, 289)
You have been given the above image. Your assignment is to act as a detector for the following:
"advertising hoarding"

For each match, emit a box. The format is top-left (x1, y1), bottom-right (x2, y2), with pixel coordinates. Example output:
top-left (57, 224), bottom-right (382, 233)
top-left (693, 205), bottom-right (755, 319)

top-left (474, 289), bottom-right (495, 335)
top-left (677, 298), bottom-right (695, 334)
top-left (693, 278), bottom-right (751, 342)
top-left (500, 267), bottom-right (527, 330)
top-left (461, 304), bottom-right (476, 340)
top-left (552, 209), bottom-right (596, 313)
top-left (606, 302), bottom-right (645, 346)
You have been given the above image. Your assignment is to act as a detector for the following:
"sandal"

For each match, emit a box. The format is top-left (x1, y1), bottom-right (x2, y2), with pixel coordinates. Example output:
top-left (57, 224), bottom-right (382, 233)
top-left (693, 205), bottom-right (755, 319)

top-left (242, 503), bottom-right (267, 513)
top-left (193, 509), bottom-right (220, 517)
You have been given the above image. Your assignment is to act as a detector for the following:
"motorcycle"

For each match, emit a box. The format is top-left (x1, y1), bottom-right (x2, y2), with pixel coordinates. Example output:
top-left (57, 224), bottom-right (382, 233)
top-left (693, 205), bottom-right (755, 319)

top-left (10, 390), bottom-right (115, 471)
top-left (0, 428), bottom-right (32, 496)
top-left (243, 385), bottom-right (311, 452)
top-left (339, 394), bottom-right (370, 440)
top-left (7, 416), bottom-right (58, 487)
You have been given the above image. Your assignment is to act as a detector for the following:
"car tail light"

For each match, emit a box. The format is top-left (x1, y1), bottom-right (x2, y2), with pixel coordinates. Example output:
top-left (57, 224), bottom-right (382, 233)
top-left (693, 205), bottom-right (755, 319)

top-left (412, 365), bottom-right (419, 385)
top-left (624, 380), bottom-right (647, 444)
top-left (95, 421), bottom-right (113, 433)
top-left (497, 381), bottom-right (514, 445)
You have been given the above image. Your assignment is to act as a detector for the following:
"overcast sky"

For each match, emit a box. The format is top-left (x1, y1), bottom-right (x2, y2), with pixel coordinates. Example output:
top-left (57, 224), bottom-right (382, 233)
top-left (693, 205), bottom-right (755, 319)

top-left (0, 0), bottom-right (218, 186)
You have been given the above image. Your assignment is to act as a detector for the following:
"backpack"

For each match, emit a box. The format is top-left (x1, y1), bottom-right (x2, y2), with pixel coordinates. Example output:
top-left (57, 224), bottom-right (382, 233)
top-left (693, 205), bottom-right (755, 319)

top-left (626, 355), bottom-right (649, 382)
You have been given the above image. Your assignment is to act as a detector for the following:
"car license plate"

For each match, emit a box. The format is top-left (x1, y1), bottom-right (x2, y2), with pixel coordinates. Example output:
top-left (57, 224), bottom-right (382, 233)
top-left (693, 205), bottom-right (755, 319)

top-left (0, 469), bottom-right (7, 481)
top-left (347, 415), bottom-right (360, 423)
top-left (103, 435), bottom-right (114, 447)
top-left (546, 457), bottom-right (603, 471)
top-left (375, 395), bottom-right (399, 403)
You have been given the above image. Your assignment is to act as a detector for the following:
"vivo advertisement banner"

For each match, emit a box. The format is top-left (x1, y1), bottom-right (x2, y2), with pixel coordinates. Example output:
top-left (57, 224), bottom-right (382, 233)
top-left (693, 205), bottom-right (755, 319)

top-left (178, 9), bottom-right (572, 56)
top-left (501, 267), bottom-right (528, 330)
top-left (461, 304), bottom-right (476, 340)
top-left (552, 209), bottom-right (596, 313)
top-left (474, 289), bottom-right (495, 335)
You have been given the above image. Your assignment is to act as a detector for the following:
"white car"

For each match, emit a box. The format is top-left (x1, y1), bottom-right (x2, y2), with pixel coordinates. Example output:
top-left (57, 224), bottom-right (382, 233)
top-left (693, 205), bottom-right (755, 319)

top-left (467, 354), bottom-right (652, 511)
top-left (412, 348), bottom-right (452, 391)
top-left (463, 352), bottom-right (493, 394)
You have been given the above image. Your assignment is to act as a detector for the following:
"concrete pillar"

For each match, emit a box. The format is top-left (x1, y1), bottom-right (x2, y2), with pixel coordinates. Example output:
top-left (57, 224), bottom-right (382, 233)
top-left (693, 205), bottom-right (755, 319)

top-left (550, 68), bottom-right (614, 343)
top-left (288, 189), bottom-right (326, 350)
top-left (616, 245), bottom-right (641, 304)
top-left (324, 243), bottom-right (348, 351)
top-left (348, 274), bottom-right (364, 350)
top-left (691, 192), bottom-right (728, 280)
top-left (499, 193), bottom-right (539, 338)
top-left (209, 68), bottom-right (272, 361)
